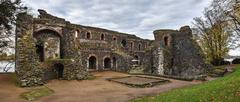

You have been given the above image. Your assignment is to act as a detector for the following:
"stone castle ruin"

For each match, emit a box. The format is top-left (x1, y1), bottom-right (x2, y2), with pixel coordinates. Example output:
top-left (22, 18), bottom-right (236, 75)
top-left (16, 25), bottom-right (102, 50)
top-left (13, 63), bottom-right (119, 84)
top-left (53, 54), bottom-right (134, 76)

top-left (16, 9), bottom-right (209, 87)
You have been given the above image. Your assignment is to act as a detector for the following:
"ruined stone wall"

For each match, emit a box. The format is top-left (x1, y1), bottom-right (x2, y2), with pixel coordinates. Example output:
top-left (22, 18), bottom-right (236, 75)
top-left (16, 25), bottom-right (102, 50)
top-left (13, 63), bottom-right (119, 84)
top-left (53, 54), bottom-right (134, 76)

top-left (81, 51), bottom-right (111, 70)
top-left (153, 30), bottom-right (175, 75)
top-left (111, 53), bottom-right (132, 72)
top-left (16, 10), bottom-right (91, 86)
top-left (153, 26), bottom-right (209, 77)
top-left (16, 9), bottom-right (210, 86)
top-left (16, 13), bottom-right (44, 87)
top-left (67, 20), bottom-right (151, 72)
top-left (170, 26), bottom-right (208, 76)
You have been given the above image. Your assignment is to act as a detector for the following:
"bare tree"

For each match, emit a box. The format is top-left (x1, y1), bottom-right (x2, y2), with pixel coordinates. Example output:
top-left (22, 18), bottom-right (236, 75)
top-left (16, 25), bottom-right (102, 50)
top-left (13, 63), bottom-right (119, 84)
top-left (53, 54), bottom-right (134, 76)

top-left (193, 2), bottom-right (233, 65)
top-left (211, 0), bottom-right (240, 47)
top-left (0, 0), bottom-right (27, 72)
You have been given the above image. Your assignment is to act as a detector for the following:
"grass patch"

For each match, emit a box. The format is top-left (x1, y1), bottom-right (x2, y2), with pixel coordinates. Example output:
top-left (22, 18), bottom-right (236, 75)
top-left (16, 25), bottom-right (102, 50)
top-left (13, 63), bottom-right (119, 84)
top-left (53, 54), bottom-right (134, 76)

top-left (131, 65), bottom-right (240, 102)
top-left (86, 74), bottom-right (96, 80)
top-left (21, 86), bottom-right (54, 101)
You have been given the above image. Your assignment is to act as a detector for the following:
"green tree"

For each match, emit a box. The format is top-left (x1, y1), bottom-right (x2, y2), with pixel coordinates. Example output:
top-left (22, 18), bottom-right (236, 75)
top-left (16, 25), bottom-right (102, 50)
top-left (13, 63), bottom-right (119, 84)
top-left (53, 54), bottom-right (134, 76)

top-left (0, 0), bottom-right (26, 53)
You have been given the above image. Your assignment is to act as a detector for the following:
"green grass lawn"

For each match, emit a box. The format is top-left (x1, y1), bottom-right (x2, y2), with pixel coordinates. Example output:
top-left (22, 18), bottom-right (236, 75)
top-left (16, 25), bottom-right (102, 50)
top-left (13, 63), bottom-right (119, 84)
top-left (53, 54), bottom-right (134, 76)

top-left (131, 65), bottom-right (240, 102)
top-left (21, 86), bottom-right (54, 101)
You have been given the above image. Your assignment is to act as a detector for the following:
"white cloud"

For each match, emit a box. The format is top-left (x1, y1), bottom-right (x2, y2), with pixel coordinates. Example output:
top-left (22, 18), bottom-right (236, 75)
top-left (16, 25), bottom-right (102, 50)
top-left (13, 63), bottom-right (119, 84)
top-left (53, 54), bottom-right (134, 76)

top-left (229, 48), bottom-right (240, 56)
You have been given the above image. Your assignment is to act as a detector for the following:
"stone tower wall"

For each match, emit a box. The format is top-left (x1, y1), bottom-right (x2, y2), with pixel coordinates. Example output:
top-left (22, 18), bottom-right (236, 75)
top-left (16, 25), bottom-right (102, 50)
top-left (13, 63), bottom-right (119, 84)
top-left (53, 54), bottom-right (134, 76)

top-left (153, 26), bottom-right (209, 77)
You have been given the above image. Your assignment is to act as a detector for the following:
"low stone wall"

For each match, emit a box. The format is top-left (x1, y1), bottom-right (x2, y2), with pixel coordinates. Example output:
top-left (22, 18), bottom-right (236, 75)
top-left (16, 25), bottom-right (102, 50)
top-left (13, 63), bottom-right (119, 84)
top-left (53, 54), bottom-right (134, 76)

top-left (42, 59), bottom-right (90, 80)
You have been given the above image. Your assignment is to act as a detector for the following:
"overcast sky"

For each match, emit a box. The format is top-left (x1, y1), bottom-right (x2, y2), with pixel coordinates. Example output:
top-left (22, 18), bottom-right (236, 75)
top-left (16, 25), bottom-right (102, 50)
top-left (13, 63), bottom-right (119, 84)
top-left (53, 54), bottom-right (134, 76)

top-left (21, 0), bottom-right (239, 56)
top-left (22, 0), bottom-right (212, 39)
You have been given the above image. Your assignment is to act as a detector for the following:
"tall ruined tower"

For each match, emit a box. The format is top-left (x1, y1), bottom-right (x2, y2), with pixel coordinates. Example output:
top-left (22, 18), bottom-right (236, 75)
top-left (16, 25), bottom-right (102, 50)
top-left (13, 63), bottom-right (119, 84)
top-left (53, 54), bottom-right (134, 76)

top-left (153, 26), bottom-right (209, 77)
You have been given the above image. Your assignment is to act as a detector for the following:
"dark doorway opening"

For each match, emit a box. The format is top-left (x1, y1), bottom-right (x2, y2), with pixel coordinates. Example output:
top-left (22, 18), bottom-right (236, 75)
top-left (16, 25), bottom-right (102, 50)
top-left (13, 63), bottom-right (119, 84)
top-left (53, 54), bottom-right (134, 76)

top-left (36, 44), bottom-right (44, 62)
top-left (54, 63), bottom-right (64, 79)
top-left (89, 56), bottom-right (97, 69)
top-left (104, 58), bottom-right (111, 69)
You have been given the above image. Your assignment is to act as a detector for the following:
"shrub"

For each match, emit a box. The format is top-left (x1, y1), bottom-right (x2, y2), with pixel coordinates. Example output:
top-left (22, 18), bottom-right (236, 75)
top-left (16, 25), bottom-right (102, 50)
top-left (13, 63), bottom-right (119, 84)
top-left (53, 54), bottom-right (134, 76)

top-left (211, 58), bottom-right (230, 66)
top-left (232, 58), bottom-right (240, 64)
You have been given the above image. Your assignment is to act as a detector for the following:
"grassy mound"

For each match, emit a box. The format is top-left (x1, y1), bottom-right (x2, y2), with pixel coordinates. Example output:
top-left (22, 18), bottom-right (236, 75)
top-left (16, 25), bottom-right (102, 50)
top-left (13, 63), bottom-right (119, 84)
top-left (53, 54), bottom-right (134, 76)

top-left (21, 86), bottom-right (54, 101)
top-left (131, 66), bottom-right (240, 102)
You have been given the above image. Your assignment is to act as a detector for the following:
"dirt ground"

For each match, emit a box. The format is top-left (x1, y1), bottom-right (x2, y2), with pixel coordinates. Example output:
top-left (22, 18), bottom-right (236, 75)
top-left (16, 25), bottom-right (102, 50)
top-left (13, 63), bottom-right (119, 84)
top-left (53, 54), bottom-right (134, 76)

top-left (0, 73), bottom-right (27, 102)
top-left (0, 71), bottom-right (203, 102)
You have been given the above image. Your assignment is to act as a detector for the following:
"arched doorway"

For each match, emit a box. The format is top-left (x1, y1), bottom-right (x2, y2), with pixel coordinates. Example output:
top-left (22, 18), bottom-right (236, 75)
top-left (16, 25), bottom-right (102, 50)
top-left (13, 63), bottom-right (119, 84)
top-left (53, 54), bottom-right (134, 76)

top-left (89, 56), bottom-right (97, 69)
top-left (34, 29), bottom-right (61, 61)
top-left (112, 57), bottom-right (117, 70)
top-left (54, 63), bottom-right (64, 79)
top-left (104, 58), bottom-right (111, 69)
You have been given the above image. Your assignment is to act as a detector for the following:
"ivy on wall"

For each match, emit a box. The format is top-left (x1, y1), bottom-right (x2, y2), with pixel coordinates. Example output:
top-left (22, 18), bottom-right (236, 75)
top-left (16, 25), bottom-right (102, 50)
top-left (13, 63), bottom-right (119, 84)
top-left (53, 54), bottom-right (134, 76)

top-left (16, 31), bottom-right (44, 87)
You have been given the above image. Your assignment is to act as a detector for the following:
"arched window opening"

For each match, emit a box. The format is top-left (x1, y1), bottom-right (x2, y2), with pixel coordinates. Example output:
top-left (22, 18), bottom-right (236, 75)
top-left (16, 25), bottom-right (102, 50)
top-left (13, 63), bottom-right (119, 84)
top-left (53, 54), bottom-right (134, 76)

top-left (113, 37), bottom-right (116, 41)
top-left (75, 30), bottom-right (79, 38)
top-left (89, 56), bottom-right (97, 69)
top-left (138, 44), bottom-right (141, 50)
top-left (121, 39), bottom-right (127, 47)
top-left (86, 32), bottom-right (91, 39)
top-left (164, 36), bottom-right (169, 46)
top-left (101, 34), bottom-right (105, 40)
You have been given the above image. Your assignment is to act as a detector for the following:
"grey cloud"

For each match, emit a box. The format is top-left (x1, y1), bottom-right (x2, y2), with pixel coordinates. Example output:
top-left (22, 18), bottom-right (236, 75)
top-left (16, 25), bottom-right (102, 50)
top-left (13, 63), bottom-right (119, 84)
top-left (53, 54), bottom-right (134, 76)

top-left (22, 0), bottom-right (211, 39)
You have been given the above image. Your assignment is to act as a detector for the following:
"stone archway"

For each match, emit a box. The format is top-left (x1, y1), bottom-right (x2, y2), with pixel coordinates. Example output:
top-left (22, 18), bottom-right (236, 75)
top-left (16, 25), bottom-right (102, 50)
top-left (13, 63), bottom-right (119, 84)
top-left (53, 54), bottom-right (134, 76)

top-left (89, 56), bottom-right (97, 69)
top-left (33, 29), bottom-right (61, 62)
top-left (104, 58), bottom-right (111, 69)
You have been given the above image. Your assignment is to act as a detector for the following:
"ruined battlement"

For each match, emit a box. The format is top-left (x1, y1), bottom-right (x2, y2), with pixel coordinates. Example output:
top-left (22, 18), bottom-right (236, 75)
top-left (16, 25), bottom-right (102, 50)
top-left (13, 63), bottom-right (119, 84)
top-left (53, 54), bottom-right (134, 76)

top-left (153, 26), bottom-right (192, 41)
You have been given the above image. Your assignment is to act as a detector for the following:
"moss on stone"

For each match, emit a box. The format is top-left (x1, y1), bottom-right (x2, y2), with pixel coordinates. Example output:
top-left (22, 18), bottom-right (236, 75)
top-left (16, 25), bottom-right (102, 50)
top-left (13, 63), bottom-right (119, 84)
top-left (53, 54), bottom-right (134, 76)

top-left (16, 31), bottom-right (44, 87)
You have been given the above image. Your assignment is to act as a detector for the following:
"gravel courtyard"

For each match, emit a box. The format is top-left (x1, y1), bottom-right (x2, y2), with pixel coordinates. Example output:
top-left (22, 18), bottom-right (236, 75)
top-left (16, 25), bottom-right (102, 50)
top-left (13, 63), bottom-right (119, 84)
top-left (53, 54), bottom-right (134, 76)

top-left (0, 71), bottom-right (202, 102)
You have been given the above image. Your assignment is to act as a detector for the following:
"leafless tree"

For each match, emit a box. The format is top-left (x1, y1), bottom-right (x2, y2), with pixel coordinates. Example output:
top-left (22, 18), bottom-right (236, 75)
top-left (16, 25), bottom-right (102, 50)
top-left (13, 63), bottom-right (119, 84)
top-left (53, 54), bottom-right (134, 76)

top-left (193, 0), bottom-right (234, 65)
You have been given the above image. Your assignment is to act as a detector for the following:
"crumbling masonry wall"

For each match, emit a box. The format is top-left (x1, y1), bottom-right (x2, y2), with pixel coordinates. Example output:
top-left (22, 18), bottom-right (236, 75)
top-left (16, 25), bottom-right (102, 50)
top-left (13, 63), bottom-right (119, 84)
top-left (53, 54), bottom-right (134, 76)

top-left (16, 11), bottom-right (90, 86)
top-left (153, 26), bottom-right (209, 77)
top-left (16, 9), bottom-right (210, 87)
